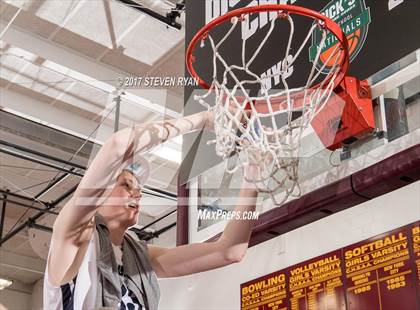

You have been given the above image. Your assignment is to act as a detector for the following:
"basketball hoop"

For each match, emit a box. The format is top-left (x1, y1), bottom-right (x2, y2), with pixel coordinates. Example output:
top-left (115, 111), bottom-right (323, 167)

top-left (186, 4), bottom-right (350, 206)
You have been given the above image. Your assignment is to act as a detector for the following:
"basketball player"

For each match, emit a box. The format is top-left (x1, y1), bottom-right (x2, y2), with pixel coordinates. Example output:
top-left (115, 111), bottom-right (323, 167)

top-left (43, 110), bottom-right (259, 309)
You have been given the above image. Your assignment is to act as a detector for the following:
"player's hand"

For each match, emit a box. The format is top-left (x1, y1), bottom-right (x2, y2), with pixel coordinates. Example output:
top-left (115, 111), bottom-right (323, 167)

top-left (242, 139), bottom-right (273, 183)
top-left (204, 96), bottom-right (254, 132)
top-left (203, 108), bottom-right (215, 131)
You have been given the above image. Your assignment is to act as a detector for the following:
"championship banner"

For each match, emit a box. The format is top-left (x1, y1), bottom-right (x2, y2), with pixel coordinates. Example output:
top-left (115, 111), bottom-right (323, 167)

top-left (411, 224), bottom-right (420, 295)
top-left (240, 221), bottom-right (420, 309)
top-left (241, 271), bottom-right (288, 310)
top-left (288, 250), bottom-right (346, 310)
top-left (344, 226), bottom-right (418, 309)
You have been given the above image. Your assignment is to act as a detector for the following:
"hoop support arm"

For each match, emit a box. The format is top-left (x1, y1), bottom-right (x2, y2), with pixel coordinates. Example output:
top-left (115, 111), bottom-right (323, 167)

top-left (311, 76), bottom-right (375, 150)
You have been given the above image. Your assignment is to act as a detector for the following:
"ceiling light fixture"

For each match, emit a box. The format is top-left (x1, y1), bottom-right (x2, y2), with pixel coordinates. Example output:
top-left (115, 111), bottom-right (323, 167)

top-left (150, 145), bottom-right (181, 164)
top-left (0, 278), bottom-right (13, 290)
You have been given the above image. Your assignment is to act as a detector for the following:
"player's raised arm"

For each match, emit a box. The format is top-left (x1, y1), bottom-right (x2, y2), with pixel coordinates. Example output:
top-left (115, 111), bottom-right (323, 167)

top-left (48, 111), bottom-right (211, 286)
top-left (54, 111), bottom-right (210, 239)
top-left (147, 177), bottom-right (258, 278)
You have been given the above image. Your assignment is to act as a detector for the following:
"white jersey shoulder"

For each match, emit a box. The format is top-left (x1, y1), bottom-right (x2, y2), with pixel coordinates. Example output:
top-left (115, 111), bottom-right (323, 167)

top-left (43, 230), bottom-right (99, 310)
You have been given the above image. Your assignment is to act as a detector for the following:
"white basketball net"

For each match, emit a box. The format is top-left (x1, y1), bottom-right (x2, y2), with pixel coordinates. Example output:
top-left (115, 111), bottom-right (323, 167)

top-left (194, 12), bottom-right (345, 206)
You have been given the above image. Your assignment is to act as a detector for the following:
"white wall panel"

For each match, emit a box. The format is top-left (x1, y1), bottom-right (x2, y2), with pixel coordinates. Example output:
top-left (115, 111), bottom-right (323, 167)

top-left (159, 181), bottom-right (420, 309)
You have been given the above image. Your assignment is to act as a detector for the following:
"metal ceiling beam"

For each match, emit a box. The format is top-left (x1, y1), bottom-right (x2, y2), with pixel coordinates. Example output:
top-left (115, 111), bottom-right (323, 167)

top-left (0, 171), bottom-right (69, 233)
top-left (116, 0), bottom-right (183, 30)
top-left (0, 189), bottom-right (48, 206)
top-left (0, 198), bottom-right (58, 215)
top-left (136, 208), bottom-right (177, 233)
top-left (1, 104), bottom-right (180, 193)
top-left (1, 146), bottom-right (176, 200)
top-left (0, 149), bottom-right (176, 245)
top-left (0, 140), bottom-right (86, 170)
top-left (0, 210), bottom-right (48, 246)
top-left (0, 186), bottom-right (176, 242)
top-left (0, 133), bottom-right (177, 246)
top-left (0, 185), bottom-right (176, 244)
top-left (32, 171), bottom-right (72, 201)
top-left (143, 186), bottom-right (177, 200)
top-left (137, 221), bottom-right (176, 241)
top-left (50, 185), bottom-right (78, 207)
top-left (0, 171), bottom-right (69, 219)
top-left (1, 139), bottom-right (177, 198)
top-left (0, 88), bottom-right (114, 144)
top-left (151, 222), bottom-right (176, 238)
top-left (0, 20), bottom-right (180, 118)
top-left (27, 221), bottom-right (53, 233)
top-left (0, 184), bottom-right (78, 246)
top-left (0, 191), bottom-right (8, 246)
top-left (0, 147), bottom-right (84, 177)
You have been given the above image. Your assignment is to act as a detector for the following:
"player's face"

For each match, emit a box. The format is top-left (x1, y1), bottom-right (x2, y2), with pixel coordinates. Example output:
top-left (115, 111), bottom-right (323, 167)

top-left (103, 171), bottom-right (142, 227)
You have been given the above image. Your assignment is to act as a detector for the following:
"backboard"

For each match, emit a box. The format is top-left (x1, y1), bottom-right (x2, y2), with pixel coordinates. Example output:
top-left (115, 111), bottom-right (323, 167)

top-left (180, 0), bottom-right (420, 243)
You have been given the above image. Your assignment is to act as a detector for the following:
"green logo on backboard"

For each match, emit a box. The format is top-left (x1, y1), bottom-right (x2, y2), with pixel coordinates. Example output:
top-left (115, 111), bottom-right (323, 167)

top-left (309, 0), bottom-right (371, 73)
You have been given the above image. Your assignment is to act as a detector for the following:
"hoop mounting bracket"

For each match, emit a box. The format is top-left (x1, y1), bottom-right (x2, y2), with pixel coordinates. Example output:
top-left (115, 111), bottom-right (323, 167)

top-left (311, 77), bottom-right (375, 150)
